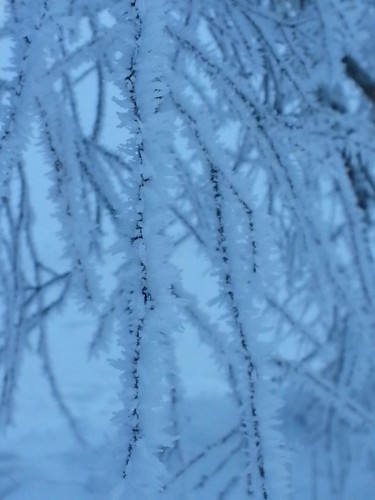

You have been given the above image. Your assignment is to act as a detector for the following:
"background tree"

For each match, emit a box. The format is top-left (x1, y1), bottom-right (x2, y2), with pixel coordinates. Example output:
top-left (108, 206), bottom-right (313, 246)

top-left (0, 1), bottom-right (374, 499)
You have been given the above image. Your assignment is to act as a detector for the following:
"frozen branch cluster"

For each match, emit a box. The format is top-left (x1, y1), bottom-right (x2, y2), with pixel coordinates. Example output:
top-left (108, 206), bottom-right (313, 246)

top-left (1, 0), bottom-right (375, 499)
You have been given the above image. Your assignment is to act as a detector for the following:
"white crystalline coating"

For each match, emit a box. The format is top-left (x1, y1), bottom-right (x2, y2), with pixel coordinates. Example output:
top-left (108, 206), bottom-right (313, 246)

top-left (1, 0), bottom-right (375, 499)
